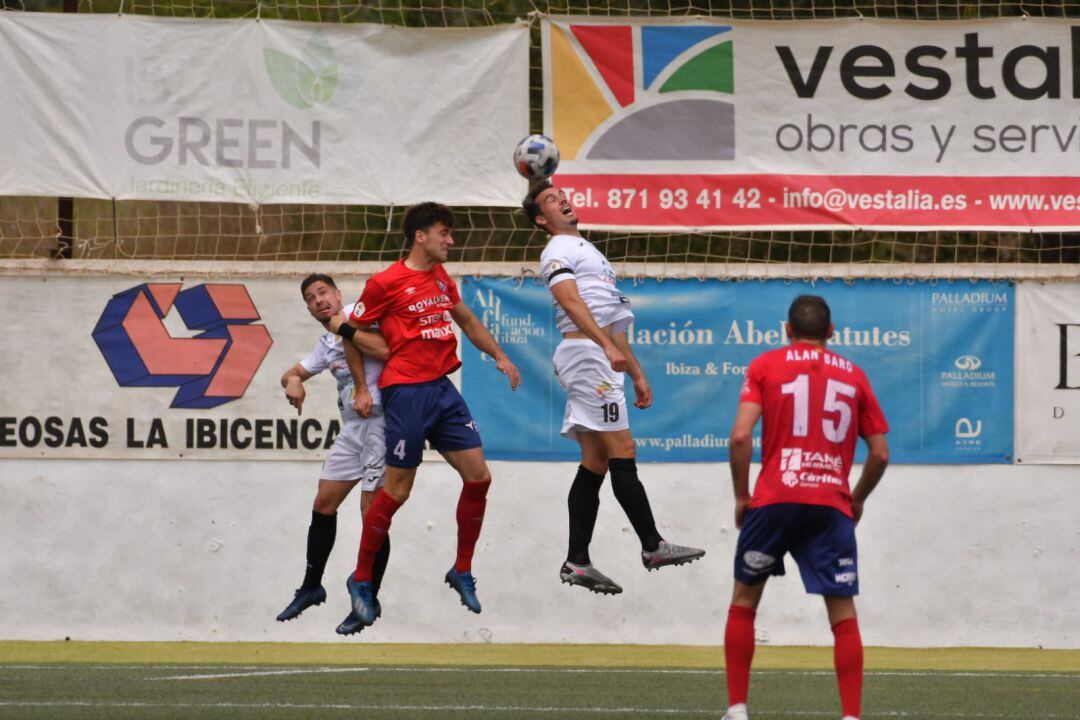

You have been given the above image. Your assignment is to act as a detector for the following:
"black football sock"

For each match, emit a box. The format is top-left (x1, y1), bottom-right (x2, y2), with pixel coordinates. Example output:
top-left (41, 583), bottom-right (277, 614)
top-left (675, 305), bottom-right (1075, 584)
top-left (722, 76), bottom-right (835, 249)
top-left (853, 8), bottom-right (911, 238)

top-left (567, 465), bottom-right (605, 565)
top-left (301, 510), bottom-right (336, 590)
top-left (608, 457), bottom-right (662, 552)
top-left (372, 535), bottom-right (391, 599)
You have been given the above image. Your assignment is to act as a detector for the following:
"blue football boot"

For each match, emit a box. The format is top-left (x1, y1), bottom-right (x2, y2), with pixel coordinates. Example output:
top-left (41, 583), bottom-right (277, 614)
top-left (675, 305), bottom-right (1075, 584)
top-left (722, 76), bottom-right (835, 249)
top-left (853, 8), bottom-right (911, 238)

top-left (445, 568), bottom-right (481, 614)
top-left (276, 585), bottom-right (326, 622)
top-left (335, 574), bottom-right (377, 635)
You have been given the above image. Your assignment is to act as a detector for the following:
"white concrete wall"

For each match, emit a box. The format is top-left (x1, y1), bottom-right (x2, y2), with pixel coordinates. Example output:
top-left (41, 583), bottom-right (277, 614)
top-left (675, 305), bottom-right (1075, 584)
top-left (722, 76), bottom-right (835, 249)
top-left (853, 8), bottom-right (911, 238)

top-left (0, 459), bottom-right (1076, 647)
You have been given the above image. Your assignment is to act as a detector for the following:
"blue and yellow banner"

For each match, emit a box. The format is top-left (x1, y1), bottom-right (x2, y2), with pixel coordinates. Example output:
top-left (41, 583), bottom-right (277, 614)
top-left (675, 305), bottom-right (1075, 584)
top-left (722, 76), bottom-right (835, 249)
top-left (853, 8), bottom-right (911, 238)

top-left (461, 277), bottom-right (1013, 464)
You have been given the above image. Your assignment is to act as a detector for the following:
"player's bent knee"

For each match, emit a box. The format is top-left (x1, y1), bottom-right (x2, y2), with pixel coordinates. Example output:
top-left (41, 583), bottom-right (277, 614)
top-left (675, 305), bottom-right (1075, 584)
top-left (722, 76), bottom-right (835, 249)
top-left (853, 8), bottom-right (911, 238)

top-left (312, 488), bottom-right (347, 515)
top-left (600, 431), bottom-right (637, 459)
top-left (463, 467), bottom-right (492, 485)
top-left (582, 459), bottom-right (608, 476)
top-left (312, 499), bottom-right (338, 515)
top-left (383, 485), bottom-right (412, 503)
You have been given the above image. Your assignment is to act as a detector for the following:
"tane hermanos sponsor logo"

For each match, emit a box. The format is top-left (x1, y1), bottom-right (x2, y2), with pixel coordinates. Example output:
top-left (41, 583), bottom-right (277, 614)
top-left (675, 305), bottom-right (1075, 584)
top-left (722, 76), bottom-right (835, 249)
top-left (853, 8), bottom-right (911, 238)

top-left (550, 22), bottom-right (735, 165)
top-left (92, 283), bottom-right (273, 409)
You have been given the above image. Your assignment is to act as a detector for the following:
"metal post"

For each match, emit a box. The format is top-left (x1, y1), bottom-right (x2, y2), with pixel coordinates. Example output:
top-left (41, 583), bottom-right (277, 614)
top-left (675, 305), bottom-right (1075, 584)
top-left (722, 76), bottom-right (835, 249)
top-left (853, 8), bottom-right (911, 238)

top-left (56, 0), bottom-right (78, 259)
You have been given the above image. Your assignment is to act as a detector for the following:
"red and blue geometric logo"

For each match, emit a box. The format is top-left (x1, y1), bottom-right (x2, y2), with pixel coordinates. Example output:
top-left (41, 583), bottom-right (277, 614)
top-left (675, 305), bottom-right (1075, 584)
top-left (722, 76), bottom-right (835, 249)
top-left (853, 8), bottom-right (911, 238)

top-left (92, 283), bottom-right (273, 409)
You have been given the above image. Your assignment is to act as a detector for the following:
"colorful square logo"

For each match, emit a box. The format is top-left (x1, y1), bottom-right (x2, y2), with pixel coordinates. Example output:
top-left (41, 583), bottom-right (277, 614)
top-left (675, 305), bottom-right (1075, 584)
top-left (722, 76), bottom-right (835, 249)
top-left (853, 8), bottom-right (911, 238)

top-left (547, 22), bottom-right (735, 163)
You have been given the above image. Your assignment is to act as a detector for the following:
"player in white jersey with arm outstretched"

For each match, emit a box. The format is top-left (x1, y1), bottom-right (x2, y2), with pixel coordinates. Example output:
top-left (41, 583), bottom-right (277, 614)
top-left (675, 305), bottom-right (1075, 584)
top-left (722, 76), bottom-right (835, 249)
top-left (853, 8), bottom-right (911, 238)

top-left (523, 180), bottom-right (705, 595)
top-left (275, 274), bottom-right (393, 627)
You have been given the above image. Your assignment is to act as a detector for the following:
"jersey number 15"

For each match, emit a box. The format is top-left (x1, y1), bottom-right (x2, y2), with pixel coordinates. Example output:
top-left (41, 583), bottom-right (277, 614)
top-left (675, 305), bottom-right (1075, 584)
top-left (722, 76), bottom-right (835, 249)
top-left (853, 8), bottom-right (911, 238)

top-left (780, 374), bottom-right (856, 443)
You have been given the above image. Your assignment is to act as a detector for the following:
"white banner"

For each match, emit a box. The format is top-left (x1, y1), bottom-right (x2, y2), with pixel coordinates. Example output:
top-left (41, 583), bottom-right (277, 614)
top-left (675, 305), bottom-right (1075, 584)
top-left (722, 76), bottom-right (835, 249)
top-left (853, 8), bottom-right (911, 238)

top-left (543, 17), bottom-right (1080, 230)
top-left (1016, 282), bottom-right (1080, 463)
top-left (0, 274), bottom-right (412, 460)
top-left (0, 14), bottom-right (529, 205)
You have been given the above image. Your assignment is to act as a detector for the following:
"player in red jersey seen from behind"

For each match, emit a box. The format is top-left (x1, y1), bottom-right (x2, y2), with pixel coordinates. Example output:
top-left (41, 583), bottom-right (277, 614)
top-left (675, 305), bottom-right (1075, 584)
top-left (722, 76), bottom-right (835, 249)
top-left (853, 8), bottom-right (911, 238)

top-left (331, 202), bottom-right (521, 635)
top-left (723, 295), bottom-right (890, 720)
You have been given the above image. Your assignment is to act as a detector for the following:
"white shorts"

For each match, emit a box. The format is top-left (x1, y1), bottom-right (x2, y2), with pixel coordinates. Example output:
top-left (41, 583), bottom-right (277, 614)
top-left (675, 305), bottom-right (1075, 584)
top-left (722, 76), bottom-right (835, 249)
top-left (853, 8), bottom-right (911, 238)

top-left (553, 339), bottom-right (630, 440)
top-left (320, 414), bottom-right (386, 491)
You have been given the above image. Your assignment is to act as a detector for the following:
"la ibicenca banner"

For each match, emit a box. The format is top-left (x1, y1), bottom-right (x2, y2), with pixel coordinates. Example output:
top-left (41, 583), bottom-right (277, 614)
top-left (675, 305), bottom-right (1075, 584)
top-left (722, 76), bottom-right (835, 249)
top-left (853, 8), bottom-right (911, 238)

top-left (542, 17), bottom-right (1080, 230)
top-left (461, 277), bottom-right (1015, 463)
top-left (0, 14), bottom-right (528, 205)
top-left (0, 275), bottom-right (381, 460)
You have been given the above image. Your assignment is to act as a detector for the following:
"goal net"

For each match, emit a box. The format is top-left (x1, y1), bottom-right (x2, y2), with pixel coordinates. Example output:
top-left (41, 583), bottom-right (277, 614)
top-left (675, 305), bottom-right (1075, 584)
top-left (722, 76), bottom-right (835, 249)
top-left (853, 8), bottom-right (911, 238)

top-left (1, 0), bottom-right (1078, 275)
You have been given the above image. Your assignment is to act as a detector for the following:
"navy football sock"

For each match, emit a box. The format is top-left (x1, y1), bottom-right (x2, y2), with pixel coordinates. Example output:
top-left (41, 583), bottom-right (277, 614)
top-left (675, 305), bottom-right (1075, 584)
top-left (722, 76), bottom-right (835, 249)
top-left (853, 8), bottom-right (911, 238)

top-left (609, 457), bottom-right (662, 552)
top-left (567, 465), bottom-right (604, 564)
top-left (372, 535), bottom-right (390, 599)
top-left (302, 511), bottom-right (336, 590)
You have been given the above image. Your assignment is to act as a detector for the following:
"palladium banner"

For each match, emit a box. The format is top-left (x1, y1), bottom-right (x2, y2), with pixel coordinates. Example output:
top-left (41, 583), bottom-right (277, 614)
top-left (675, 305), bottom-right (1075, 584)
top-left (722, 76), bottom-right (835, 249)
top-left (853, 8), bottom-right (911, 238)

top-left (0, 14), bottom-right (528, 205)
top-left (542, 17), bottom-right (1080, 231)
top-left (461, 277), bottom-right (1014, 463)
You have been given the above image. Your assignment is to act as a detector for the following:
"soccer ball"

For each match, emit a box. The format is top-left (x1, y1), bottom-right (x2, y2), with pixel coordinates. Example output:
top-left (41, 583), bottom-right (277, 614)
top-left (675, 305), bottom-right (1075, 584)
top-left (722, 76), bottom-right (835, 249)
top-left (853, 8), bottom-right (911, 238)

top-left (513, 134), bottom-right (560, 180)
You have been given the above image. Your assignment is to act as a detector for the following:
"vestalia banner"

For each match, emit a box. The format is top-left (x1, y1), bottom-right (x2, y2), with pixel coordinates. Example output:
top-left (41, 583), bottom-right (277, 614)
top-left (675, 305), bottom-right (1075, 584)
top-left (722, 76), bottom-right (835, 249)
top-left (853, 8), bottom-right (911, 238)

top-left (0, 14), bottom-right (529, 205)
top-left (543, 17), bottom-right (1080, 230)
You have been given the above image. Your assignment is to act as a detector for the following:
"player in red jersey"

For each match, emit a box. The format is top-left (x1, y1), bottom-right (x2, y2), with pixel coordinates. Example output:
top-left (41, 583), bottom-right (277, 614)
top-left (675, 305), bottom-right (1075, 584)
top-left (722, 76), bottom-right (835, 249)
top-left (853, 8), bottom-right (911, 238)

top-left (330, 202), bottom-right (521, 634)
top-left (722, 295), bottom-right (890, 720)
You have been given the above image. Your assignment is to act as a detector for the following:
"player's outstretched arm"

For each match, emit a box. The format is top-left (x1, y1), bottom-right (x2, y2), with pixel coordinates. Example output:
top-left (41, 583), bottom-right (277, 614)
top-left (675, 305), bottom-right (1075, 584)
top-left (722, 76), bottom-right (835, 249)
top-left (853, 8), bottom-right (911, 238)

top-left (611, 331), bottom-right (651, 409)
top-left (325, 314), bottom-right (390, 361)
top-left (850, 433), bottom-right (889, 524)
top-left (450, 302), bottom-right (521, 390)
top-left (728, 402), bottom-right (762, 529)
top-left (281, 364), bottom-right (314, 415)
top-left (341, 336), bottom-right (374, 418)
top-left (548, 280), bottom-right (627, 373)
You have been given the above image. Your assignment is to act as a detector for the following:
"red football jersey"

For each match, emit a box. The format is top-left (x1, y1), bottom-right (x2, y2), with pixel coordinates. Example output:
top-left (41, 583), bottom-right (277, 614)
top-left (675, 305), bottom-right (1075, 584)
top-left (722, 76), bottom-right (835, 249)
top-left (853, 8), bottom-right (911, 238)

top-left (739, 341), bottom-right (889, 517)
top-left (350, 260), bottom-right (462, 388)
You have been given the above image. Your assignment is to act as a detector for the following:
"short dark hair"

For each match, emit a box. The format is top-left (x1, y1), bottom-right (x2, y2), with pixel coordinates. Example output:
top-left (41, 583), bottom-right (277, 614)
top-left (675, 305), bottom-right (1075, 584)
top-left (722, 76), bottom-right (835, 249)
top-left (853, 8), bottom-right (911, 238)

top-left (402, 202), bottom-right (455, 245)
top-left (522, 180), bottom-right (553, 229)
top-left (788, 295), bottom-right (832, 340)
top-left (300, 273), bottom-right (336, 296)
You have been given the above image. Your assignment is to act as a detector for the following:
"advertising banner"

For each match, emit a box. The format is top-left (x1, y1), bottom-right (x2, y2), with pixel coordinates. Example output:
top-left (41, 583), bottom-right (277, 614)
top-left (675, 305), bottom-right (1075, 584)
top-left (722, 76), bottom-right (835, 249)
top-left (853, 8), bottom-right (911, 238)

top-left (461, 277), bottom-right (1014, 463)
top-left (0, 14), bottom-right (529, 205)
top-left (0, 275), bottom-right (382, 460)
top-left (1016, 282), bottom-right (1080, 463)
top-left (542, 17), bottom-right (1080, 230)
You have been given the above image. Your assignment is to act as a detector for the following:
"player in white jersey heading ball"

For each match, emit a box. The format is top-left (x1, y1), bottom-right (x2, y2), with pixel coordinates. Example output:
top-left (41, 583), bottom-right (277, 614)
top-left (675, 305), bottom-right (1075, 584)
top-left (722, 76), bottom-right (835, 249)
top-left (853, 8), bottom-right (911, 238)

top-left (523, 180), bottom-right (706, 594)
top-left (276, 274), bottom-right (393, 627)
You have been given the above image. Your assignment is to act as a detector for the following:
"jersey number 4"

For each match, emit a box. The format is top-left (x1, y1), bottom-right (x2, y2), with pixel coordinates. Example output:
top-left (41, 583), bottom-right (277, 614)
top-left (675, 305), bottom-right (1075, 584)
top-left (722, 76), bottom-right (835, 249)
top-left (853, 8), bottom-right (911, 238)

top-left (780, 374), bottom-right (856, 442)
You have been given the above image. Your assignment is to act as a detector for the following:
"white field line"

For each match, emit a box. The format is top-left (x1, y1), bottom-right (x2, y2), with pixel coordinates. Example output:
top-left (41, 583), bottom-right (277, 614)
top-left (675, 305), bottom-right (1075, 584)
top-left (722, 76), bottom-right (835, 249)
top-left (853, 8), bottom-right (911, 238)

top-left (0, 700), bottom-right (1076, 718)
top-left (1, 665), bottom-right (1078, 680)
top-left (147, 667), bottom-right (369, 680)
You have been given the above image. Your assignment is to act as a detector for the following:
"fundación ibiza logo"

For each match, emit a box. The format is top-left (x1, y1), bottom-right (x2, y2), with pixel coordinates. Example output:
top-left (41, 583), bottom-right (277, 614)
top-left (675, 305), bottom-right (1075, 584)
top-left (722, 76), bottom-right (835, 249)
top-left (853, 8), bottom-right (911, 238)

top-left (264, 31), bottom-right (341, 110)
top-left (92, 284), bottom-right (273, 409)
top-left (549, 22), bottom-right (735, 162)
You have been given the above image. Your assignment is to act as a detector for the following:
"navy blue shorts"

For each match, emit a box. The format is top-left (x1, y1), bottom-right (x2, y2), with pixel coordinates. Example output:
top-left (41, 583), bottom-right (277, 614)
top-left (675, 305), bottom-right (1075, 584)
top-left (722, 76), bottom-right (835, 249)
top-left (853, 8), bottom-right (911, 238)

top-left (382, 377), bottom-right (482, 468)
top-left (733, 503), bottom-right (859, 596)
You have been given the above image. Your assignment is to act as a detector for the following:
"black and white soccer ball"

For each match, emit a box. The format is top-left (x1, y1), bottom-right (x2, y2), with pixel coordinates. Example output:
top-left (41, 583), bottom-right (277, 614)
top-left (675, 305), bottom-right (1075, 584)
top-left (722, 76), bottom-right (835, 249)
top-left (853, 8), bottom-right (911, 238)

top-left (513, 134), bottom-right (560, 180)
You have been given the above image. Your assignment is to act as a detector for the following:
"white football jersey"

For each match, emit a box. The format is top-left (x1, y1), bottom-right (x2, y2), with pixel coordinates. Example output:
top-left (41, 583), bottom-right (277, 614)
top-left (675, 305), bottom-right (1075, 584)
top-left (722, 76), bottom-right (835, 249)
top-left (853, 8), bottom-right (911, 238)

top-left (299, 303), bottom-right (383, 423)
top-left (539, 234), bottom-right (633, 334)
